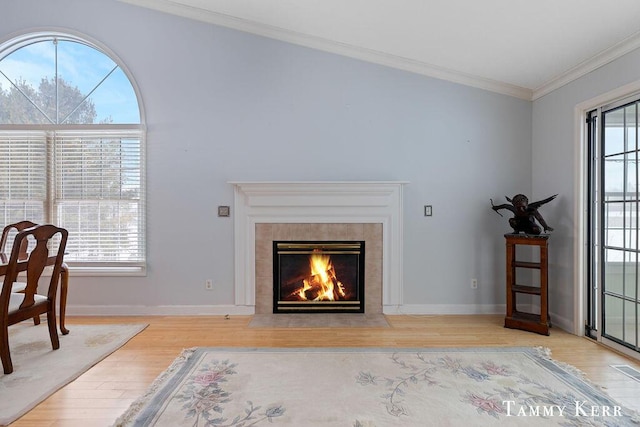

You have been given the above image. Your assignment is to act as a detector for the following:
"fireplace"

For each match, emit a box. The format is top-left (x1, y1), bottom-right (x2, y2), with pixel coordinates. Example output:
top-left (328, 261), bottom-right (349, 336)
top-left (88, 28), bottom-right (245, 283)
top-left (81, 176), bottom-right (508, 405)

top-left (273, 241), bottom-right (365, 313)
top-left (231, 181), bottom-right (406, 314)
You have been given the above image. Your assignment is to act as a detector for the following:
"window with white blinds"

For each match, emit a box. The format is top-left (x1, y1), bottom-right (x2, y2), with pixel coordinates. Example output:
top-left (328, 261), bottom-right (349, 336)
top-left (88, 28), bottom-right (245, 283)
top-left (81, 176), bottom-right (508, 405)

top-left (0, 132), bottom-right (47, 224)
top-left (54, 130), bottom-right (145, 266)
top-left (0, 32), bottom-right (145, 274)
top-left (0, 129), bottom-right (145, 270)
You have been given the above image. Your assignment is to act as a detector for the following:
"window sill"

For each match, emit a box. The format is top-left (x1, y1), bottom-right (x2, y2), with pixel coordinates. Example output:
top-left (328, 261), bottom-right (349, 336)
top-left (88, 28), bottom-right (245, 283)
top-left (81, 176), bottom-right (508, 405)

top-left (65, 265), bottom-right (147, 277)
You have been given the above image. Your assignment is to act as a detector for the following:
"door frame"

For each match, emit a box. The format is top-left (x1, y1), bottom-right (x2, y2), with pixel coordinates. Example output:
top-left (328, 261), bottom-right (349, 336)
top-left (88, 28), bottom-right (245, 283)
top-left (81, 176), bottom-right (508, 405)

top-left (574, 80), bottom-right (640, 360)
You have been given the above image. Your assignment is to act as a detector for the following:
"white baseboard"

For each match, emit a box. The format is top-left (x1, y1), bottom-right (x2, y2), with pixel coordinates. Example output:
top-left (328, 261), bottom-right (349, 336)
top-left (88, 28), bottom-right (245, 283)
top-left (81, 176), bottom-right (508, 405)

top-left (67, 305), bottom-right (255, 316)
top-left (547, 312), bottom-right (572, 333)
top-left (65, 304), bottom-right (575, 333)
top-left (70, 304), bottom-right (502, 317)
top-left (386, 304), bottom-right (505, 315)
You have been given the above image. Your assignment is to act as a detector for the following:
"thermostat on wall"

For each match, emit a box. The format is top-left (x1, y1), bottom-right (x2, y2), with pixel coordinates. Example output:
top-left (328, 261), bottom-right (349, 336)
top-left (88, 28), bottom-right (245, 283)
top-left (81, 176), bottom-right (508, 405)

top-left (218, 206), bottom-right (230, 217)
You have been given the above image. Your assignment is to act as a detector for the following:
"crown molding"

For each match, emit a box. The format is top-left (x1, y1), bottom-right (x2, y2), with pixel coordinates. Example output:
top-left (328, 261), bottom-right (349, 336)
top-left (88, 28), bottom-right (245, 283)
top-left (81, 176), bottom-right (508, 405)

top-left (532, 30), bottom-right (640, 100)
top-left (119, 0), bottom-right (640, 102)
top-left (118, 0), bottom-right (532, 100)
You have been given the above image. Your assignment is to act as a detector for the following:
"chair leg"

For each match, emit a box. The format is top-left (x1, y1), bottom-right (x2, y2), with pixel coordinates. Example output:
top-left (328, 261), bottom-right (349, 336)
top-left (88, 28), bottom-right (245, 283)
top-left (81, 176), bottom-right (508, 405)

top-left (0, 327), bottom-right (13, 374)
top-left (47, 308), bottom-right (60, 350)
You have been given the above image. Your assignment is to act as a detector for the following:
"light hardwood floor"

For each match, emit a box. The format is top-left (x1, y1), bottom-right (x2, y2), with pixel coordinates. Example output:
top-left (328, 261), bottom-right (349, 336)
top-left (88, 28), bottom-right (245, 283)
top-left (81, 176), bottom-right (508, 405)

top-left (10, 314), bottom-right (640, 426)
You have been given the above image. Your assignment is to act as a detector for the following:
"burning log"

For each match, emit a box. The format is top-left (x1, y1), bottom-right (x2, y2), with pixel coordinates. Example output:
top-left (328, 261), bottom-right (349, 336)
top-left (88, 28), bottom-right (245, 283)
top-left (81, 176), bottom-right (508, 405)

top-left (302, 280), bottom-right (321, 300)
top-left (287, 253), bottom-right (349, 301)
top-left (284, 273), bottom-right (312, 287)
top-left (302, 272), bottom-right (333, 301)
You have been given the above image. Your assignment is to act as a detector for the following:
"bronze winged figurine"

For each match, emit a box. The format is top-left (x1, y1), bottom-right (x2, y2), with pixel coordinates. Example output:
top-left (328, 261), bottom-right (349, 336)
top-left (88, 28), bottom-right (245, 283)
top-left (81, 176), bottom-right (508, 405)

top-left (490, 194), bottom-right (557, 235)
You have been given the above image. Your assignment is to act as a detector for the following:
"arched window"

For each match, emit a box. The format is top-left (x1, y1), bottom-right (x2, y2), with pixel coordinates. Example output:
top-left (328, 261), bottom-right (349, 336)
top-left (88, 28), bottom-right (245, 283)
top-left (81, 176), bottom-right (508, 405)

top-left (0, 32), bottom-right (145, 273)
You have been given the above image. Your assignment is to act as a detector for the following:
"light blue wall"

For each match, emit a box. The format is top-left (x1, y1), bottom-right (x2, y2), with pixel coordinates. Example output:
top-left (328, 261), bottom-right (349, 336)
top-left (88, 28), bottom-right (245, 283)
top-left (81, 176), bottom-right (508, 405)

top-left (533, 47), bottom-right (640, 332)
top-left (2, 0), bottom-right (533, 315)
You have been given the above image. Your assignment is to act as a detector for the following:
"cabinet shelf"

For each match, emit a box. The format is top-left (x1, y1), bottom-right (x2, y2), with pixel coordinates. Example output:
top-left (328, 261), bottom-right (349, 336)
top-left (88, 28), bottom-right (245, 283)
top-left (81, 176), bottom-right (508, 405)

top-left (511, 284), bottom-right (541, 295)
top-left (513, 261), bottom-right (541, 269)
top-left (504, 234), bottom-right (550, 336)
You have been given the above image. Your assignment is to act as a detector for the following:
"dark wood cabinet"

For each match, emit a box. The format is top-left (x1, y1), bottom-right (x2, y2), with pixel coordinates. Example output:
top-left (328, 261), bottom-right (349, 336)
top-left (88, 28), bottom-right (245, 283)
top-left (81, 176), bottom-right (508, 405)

top-left (504, 234), bottom-right (550, 335)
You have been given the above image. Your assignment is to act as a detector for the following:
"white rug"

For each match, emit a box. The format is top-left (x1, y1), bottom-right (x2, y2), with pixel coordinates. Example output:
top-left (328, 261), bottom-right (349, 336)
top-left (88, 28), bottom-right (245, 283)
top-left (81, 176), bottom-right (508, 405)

top-left (0, 322), bottom-right (147, 426)
top-left (115, 347), bottom-right (639, 426)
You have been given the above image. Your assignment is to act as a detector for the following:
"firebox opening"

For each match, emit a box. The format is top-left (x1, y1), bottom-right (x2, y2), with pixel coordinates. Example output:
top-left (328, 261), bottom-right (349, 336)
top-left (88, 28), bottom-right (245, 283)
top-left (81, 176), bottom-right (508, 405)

top-left (273, 241), bottom-right (365, 314)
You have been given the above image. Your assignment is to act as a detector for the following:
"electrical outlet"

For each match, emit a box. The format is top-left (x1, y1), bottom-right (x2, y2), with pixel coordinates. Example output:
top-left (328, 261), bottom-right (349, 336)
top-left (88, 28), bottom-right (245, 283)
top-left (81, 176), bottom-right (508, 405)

top-left (471, 278), bottom-right (478, 289)
top-left (205, 279), bottom-right (213, 290)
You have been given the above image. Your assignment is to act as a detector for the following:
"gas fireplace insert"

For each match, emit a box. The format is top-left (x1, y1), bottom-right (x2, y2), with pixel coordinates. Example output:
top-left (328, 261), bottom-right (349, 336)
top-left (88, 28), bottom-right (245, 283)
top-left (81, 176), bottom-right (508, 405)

top-left (273, 241), bottom-right (365, 313)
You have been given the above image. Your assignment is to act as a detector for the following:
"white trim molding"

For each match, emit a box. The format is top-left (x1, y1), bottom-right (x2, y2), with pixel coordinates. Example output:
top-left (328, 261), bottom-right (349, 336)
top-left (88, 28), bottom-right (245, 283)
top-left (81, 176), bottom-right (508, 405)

top-left (117, 0), bottom-right (531, 99)
top-left (534, 32), bottom-right (640, 100)
top-left (118, 0), bottom-right (640, 101)
top-left (66, 304), bottom-right (254, 316)
top-left (397, 304), bottom-right (504, 316)
top-left (230, 181), bottom-right (407, 313)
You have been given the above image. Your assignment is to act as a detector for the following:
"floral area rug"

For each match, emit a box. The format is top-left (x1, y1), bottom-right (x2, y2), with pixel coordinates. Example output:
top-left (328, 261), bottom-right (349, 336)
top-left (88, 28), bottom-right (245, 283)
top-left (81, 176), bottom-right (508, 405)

top-left (115, 347), bottom-right (639, 427)
top-left (0, 322), bottom-right (147, 426)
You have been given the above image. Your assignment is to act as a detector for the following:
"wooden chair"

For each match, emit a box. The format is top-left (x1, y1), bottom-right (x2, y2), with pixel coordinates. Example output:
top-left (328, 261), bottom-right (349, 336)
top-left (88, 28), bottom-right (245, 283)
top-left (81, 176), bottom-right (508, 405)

top-left (0, 220), bottom-right (38, 265)
top-left (1, 221), bottom-right (41, 325)
top-left (0, 224), bottom-right (68, 374)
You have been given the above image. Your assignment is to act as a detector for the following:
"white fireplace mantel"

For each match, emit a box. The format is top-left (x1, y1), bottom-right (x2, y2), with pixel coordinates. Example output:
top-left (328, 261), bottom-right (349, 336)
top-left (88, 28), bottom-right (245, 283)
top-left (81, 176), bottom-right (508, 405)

top-left (230, 181), bottom-right (407, 313)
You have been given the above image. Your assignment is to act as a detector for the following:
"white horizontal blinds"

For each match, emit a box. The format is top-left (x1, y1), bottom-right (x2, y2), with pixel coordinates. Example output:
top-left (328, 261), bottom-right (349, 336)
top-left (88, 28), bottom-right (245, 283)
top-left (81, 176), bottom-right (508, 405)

top-left (53, 130), bottom-right (145, 264)
top-left (0, 131), bottom-right (47, 226)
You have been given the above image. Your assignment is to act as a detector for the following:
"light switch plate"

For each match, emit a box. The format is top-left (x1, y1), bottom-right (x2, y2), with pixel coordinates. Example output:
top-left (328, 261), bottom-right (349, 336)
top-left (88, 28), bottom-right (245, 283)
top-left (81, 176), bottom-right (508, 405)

top-left (424, 205), bottom-right (432, 216)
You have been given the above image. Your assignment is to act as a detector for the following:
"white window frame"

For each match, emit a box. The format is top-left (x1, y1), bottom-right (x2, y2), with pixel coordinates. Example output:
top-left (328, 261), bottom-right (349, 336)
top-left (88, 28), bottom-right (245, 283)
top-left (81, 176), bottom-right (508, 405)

top-left (0, 31), bottom-right (146, 276)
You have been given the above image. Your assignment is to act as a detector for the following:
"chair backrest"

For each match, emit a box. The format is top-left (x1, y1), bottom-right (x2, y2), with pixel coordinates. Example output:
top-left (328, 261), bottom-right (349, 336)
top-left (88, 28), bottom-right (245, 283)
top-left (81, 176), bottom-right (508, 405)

top-left (0, 221), bottom-right (39, 263)
top-left (0, 225), bottom-right (68, 310)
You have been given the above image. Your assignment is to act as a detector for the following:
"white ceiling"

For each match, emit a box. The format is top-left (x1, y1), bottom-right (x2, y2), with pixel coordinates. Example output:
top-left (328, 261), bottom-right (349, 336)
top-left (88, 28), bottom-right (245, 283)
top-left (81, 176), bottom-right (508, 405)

top-left (119, 0), bottom-right (640, 100)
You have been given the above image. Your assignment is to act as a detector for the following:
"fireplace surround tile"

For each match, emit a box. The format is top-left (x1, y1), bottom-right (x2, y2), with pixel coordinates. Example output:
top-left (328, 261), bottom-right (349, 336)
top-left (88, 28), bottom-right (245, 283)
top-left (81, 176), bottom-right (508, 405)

top-left (255, 223), bottom-right (382, 315)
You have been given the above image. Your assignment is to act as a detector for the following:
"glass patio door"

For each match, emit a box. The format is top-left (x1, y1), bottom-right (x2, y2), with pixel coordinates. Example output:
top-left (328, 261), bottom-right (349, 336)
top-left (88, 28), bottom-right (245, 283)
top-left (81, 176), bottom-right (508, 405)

top-left (593, 98), bottom-right (640, 354)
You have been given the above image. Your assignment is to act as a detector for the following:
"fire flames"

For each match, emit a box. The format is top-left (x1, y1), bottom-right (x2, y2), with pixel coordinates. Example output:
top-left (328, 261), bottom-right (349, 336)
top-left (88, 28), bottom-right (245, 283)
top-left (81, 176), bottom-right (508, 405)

top-left (293, 253), bottom-right (347, 301)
